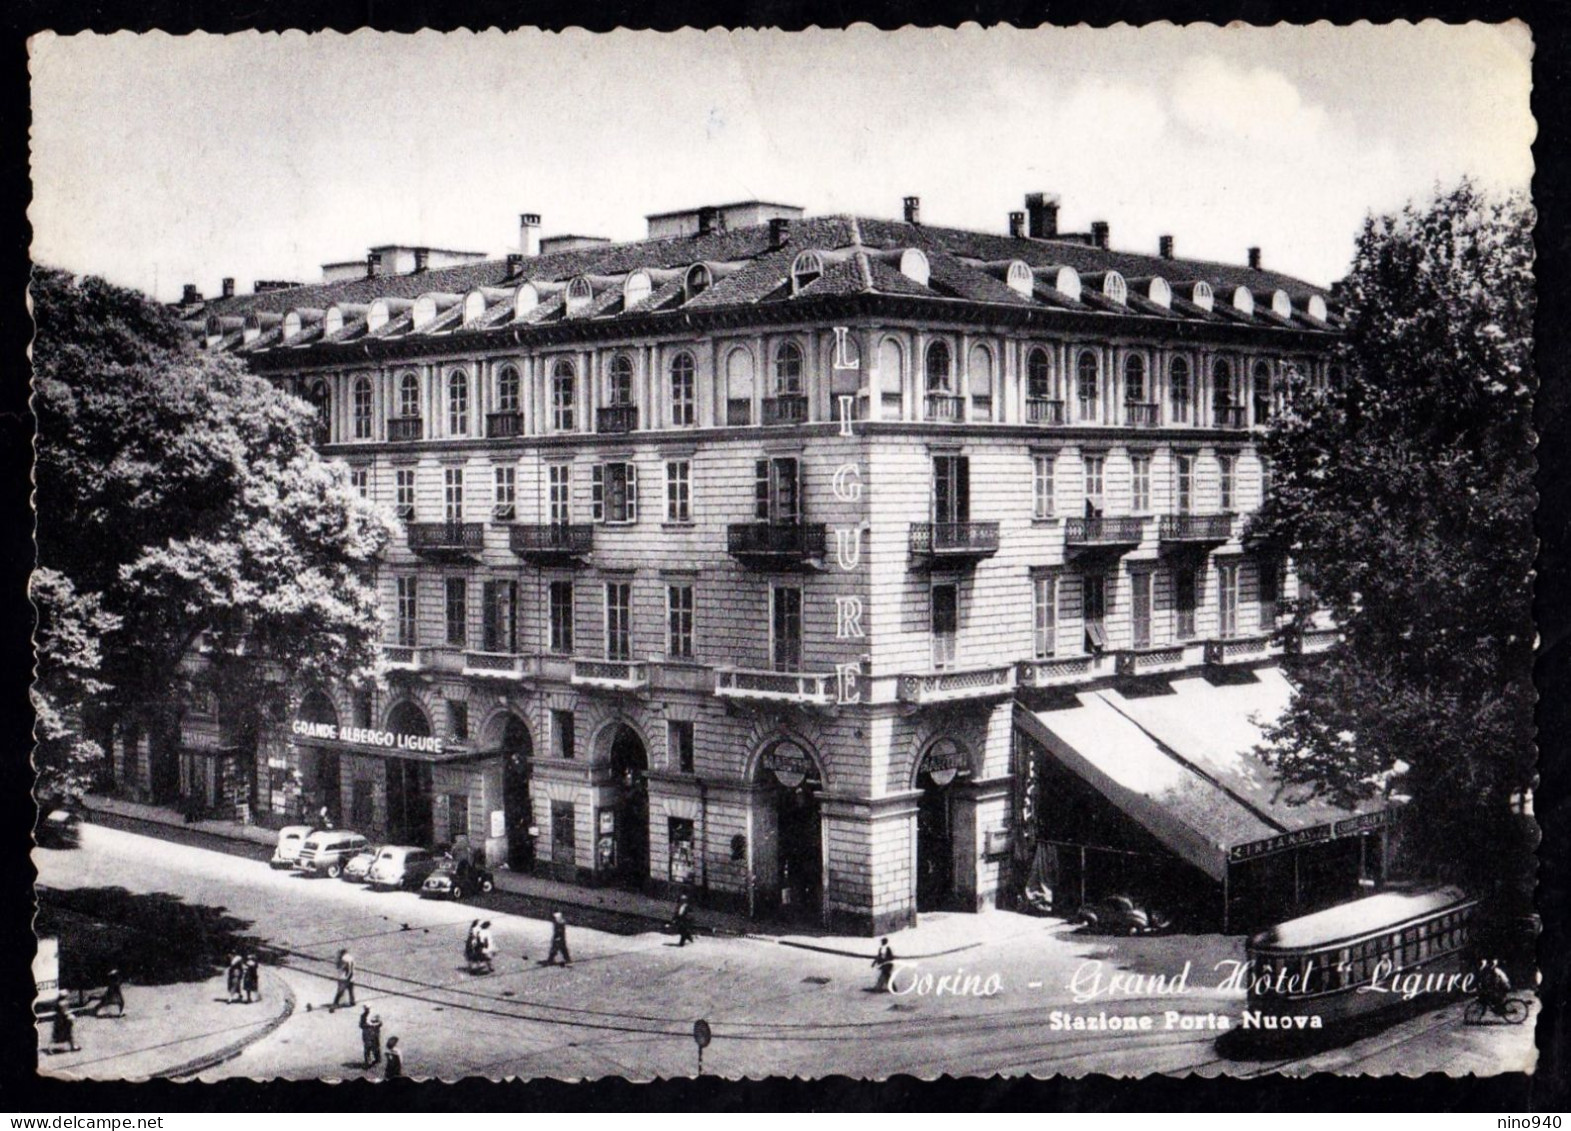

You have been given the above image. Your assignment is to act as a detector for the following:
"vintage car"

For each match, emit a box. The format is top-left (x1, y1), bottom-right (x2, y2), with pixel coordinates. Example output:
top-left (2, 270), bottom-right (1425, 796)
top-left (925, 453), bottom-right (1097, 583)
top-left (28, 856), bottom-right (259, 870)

top-left (420, 859), bottom-right (496, 900)
top-left (269, 825), bottom-right (317, 870)
top-left (366, 845), bottom-right (441, 891)
top-left (1075, 894), bottom-right (1172, 935)
top-left (340, 845), bottom-right (382, 884)
top-left (35, 807), bottom-right (82, 850)
top-left (295, 830), bottom-right (370, 878)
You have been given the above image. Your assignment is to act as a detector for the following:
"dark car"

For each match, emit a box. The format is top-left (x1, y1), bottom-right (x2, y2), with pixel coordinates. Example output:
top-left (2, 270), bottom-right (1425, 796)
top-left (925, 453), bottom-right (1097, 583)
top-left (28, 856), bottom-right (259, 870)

top-left (420, 859), bottom-right (496, 901)
top-left (35, 807), bottom-right (82, 850)
top-left (1075, 894), bottom-right (1171, 935)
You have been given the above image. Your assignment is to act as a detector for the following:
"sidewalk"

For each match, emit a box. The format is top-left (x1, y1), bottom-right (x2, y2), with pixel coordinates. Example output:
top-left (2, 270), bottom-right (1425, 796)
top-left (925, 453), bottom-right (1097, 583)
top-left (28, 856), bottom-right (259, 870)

top-left (37, 969), bottom-right (293, 1080)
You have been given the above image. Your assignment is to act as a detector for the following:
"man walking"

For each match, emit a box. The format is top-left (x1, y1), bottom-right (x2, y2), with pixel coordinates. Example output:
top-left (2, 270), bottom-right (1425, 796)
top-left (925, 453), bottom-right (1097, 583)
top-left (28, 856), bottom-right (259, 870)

top-left (672, 896), bottom-right (696, 947)
top-left (96, 968), bottom-right (125, 1018)
top-left (359, 1006), bottom-right (383, 1068)
top-left (384, 1036), bottom-right (403, 1079)
top-left (243, 954), bottom-right (261, 1003)
top-left (544, 911), bottom-right (572, 966)
top-left (331, 948), bottom-right (357, 1011)
top-left (872, 938), bottom-right (896, 993)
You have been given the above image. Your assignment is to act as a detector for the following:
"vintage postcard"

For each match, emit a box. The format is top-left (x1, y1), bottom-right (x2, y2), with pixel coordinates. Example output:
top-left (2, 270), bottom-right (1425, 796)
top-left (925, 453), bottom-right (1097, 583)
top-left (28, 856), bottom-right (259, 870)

top-left (26, 23), bottom-right (1538, 1084)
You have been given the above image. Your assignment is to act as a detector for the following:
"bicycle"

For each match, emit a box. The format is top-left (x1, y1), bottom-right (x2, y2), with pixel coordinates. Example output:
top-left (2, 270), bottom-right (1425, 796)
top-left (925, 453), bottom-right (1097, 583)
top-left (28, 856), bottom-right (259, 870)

top-left (1464, 993), bottom-right (1531, 1025)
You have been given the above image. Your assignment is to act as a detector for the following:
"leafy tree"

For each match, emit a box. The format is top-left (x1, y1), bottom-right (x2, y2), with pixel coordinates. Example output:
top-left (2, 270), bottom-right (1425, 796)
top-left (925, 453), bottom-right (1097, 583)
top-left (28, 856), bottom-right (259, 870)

top-left (1250, 182), bottom-right (1535, 907)
top-left (31, 269), bottom-right (394, 806)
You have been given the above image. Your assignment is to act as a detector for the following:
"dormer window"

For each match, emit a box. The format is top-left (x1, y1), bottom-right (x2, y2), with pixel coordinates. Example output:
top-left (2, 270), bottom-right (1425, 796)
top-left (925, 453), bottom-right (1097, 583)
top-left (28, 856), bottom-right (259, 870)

top-left (1190, 282), bottom-right (1214, 312)
top-left (608, 353), bottom-right (635, 407)
top-left (398, 372), bottom-right (421, 419)
top-left (899, 248), bottom-right (930, 287)
top-left (1271, 290), bottom-right (1292, 319)
top-left (514, 283), bottom-right (540, 320)
top-left (791, 251), bottom-right (823, 294)
top-left (684, 264), bottom-right (712, 302)
top-left (1006, 260), bottom-right (1033, 297)
top-left (1052, 266), bottom-right (1082, 302)
top-left (623, 271), bottom-right (653, 310)
top-left (775, 341), bottom-right (804, 395)
top-left (1230, 286), bottom-right (1255, 315)
top-left (1308, 295), bottom-right (1328, 322)
top-left (924, 340), bottom-right (953, 393)
top-left (1103, 272), bottom-right (1127, 305)
top-left (463, 290), bottom-right (487, 326)
top-left (283, 311), bottom-right (303, 341)
top-left (566, 277), bottom-right (594, 317)
top-left (1147, 277), bottom-right (1172, 308)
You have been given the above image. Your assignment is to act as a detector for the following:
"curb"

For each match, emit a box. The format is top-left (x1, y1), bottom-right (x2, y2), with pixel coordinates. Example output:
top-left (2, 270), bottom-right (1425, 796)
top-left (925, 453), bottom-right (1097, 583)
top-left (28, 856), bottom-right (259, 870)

top-left (156, 969), bottom-right (297, 1080)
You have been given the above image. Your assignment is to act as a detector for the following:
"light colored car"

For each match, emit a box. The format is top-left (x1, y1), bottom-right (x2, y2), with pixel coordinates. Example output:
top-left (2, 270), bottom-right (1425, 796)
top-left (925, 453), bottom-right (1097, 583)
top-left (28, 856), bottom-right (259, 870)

top-left (269, 825), bottom-right (317, 870)
top-left (340, 845), bottom-right (382, 884)
top-left (296, 830), bottom-right (370, 878)
top-left (367, 845), bottom-right (440, 891)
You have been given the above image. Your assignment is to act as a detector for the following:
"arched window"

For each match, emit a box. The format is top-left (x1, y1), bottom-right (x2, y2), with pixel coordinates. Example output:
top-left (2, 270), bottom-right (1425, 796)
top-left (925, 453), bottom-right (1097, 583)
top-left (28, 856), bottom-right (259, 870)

top-left (565, 276), bottom-right (593, 316)
top-left (725, 347), bottom-right (754, 426)
top-left (925, 340), bottom-right (953, 393)
top-left (878, 338), bottom-right (904, 397)
top-left (398, 372), bottom-right (420, 419)
top-left (669, 352), bottom-right (696, 427)
top-left (307, 380), bottom-right (330, 439)
top-left (1103, 272), bottom-right (1127, 306)
top-left (791, 251), bottom-right (823, 294)
top-left (1213, 359), bottom-right (1236, 407)
top-left (684, 264), bottom-right (711, 302)
top-left (1075, 350), bottom-right (1100, 421)
top-left (551, 359), bottom-right (576, 431)
top-left (1252, 361), bottom-right (1273, 425)
top-left (1123, 354), bottom-right (1147, 403)
top-left (1026, 347), bottom-right (1053, 400)
top-left (352, 376), bottom-right (373, 439)
top-left (608, 354), bottom-right (635, 406)
top-left (968, 345), bottom-right (994, 421)
top-left (496, 365), bottom-right (520, 414)
top-left (775, 341), bottom-right (804, 395)
top-left (1169, 356), bottom-right (1193, 424)
top-left (447, 370), bottom-right (470, 435)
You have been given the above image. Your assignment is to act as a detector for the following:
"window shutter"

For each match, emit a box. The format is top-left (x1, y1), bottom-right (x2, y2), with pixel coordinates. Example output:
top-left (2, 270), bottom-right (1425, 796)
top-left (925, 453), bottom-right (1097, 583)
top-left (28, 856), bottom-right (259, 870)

top-left (956, 456), bottom-right (971, 523)
top-left (591, 464), bottom-right (605, 522)
top-left (482, 581), bottom-right (498, 652)
top-left (626, 463), bottom-right (638, 523)
top-left (754, 460), bottom-right (770, 521)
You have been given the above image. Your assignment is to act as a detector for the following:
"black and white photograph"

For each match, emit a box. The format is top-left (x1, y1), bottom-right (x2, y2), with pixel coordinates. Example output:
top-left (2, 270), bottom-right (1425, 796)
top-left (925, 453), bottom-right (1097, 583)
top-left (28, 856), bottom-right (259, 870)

top-left (24, 22), bottom-right (1541, 1088)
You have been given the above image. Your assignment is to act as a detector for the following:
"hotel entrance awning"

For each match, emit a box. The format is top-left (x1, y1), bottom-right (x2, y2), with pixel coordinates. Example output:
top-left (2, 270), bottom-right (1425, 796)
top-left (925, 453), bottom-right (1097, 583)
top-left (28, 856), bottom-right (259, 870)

top-left (1015, 669), bottom-right (1390, 882)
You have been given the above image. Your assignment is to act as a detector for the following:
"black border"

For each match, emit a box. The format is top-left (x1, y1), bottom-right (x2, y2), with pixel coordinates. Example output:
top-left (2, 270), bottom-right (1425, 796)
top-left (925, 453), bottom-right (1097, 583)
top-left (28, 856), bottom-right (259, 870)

top-left (2, 0), bottom-right (1564, 1113)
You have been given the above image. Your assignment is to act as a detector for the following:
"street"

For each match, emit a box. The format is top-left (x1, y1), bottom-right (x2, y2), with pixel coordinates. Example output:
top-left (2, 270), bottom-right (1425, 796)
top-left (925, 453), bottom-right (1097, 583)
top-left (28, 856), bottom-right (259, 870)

top-left (35, 823), bottom-right (1538, 1081)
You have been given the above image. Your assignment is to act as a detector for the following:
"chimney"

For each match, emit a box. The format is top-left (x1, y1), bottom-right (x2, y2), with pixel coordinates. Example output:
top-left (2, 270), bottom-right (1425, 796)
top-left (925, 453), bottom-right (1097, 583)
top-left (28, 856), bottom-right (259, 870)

top-left (221, 277), bottom-right (235, 298)
top-left (1008, 211), bottom-right (1026, 239)
top-left (769, 217), bottom-right (791, 249)
top-left (519, 213), bottom-right (541, 257)
top-left (1248, 246), bottom-right (1262, 270)
top-left (181, 283), bottom-right (200, 305)
top-left (697, 206), bottom-right (719, 236)
top-left (366, 251), bottom-right (381, 279)
top-left (1024, 192), bottom-right (1060, 239)
top-left (903, 196), bottom-right (921, 224)
top-left (505, 253), bottom-right (524, 277)
top-left (413, 247), bottom-right (430, 273)
top-left (1091, 221), bottom-right (1110, 249)
top-left (1159, 235), bottom-right (1174, 260)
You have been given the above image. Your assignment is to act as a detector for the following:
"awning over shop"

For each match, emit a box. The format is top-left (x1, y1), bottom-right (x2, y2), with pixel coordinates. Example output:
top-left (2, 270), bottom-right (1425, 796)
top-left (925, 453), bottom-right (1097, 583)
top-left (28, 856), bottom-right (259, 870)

top-left (1015, 669), bottom-right (1390, 882)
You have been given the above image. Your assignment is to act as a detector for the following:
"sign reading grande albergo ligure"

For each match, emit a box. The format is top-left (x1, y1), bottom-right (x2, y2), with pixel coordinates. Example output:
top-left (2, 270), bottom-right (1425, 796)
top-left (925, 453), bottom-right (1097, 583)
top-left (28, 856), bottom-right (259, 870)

top-left (290, 718), bottom-right (445, 755)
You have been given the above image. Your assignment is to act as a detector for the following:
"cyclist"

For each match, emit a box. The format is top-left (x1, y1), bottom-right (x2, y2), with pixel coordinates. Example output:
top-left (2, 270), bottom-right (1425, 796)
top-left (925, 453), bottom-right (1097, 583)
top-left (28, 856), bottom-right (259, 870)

top-left (1476, 957), bottom-right (1512, 1018)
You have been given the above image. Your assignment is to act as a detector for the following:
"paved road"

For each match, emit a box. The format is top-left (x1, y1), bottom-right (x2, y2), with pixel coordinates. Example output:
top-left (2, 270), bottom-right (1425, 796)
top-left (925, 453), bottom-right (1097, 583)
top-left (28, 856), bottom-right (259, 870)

top-left (35, 824), bottom-right (1537, 1081)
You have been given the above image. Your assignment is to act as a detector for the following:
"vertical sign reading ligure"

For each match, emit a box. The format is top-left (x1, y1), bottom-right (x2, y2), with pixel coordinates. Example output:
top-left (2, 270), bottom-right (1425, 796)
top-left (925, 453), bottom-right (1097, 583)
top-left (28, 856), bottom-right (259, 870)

top-left (831, 327), bottom-right (865, 706)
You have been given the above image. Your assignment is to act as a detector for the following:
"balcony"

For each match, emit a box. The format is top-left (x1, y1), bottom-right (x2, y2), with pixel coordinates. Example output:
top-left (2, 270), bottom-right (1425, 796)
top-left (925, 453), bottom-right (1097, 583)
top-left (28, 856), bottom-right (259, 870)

top-left (596, 404), bottom-right (638, 434)
top-left (1026, 398), bottom-right (1066, 425)
top-left (307, 421), bottom-right (331, 447)
top-left (1115, 644), bottom-right (1190, 678)
top-left (1215, 405), bottom-right (1247, 430)
top-left (1124, 402), bottom-right (1159, 427)
top-left (462, 651), bottom-right (538, 680)
top-left (1017, 654), bottom-right (1112, 688)
top-left (726, 400), bottom-right (753, 427)
top-left (897, 663), bottom-right (1017, 706)
top-left (387, 415), bottom-right (423, 443)
top-left (1159, 513), bottom-right (1234, 545)
top-left (762, 394), bottom-right (809, 426)
top-left (1204, 633), bottom-right (1277, 666)
top-left (486, 410), bottom-right (524, 439)
top-left (570, 658), bottom-right (648, 691)
top-left (1063, 515), bottom-right (1145, 551)
top-left (382, 645), bottom-right (421, 671)
top-left (909, 521), bottom-right (1001, 568)
top-left (509, 523), bottom-right (593, 566)
top-left (407, 521), bottom-right (485, 558)
top-left (714, 667), bottom-right (834, 706)
top-left (727, 522), bottom-right (827, 570)
top-left (1287, 625), bottom-right (1340, 656)
top-left (924, 393), bottom-right (963, 422)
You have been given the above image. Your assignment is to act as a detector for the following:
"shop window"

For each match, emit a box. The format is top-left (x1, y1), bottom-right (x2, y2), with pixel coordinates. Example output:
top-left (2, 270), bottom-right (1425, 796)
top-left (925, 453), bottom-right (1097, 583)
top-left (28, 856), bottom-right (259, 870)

top-left (669, 720), bottom-right (695, 774)
top-left (553, 710), bottom-right (575, 760)
top-left (668, 817), bottom-right (696, 885)
top-left (551, 801), bottom-right (576, 856)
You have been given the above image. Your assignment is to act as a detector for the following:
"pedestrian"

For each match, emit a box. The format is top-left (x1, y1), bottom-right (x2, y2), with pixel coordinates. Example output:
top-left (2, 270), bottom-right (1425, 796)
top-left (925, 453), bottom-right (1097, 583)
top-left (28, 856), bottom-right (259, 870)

top-left (545, 911), bottom-right (572, 966)
top-left (50, 994), bottom-right (79, 1053)
top-left (330, 948), bottom-right (356, 1011)
top-left (226, 953), bottom-right (244, 1003)
top-left (96, 968), bottom-right (125, 1018)
top-left (672, 896), bottom-right (695, 947)
top-left (383, 1035), bottom-right (403, 1080)
top-left (475, 921), bottom-right (495, 974)
top-left (872, 937), bottom-right (896, 993)
top-left (318, 804), bottom-right (333, 830)
top-left (464, 919), bottom-right (481, 970)
top-left (359, 1005), bottom-right (383, 1068)
top-left (243, 955), bottom-right (261, 1003)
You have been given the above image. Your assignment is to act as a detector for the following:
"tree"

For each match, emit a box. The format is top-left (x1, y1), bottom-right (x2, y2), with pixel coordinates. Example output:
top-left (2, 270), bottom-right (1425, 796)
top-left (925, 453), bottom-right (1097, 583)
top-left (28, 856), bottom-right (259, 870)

top-left (31, 268), bottom-right (394, 806)
top-left (1250, 182), bottom-right (1535, 907)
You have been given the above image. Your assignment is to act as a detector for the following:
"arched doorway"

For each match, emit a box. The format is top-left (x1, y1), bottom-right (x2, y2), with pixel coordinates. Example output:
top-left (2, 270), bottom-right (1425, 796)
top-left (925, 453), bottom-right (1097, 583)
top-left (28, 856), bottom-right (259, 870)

top-left (499, 715), bottom-right (534, 871)
top-left (385, 701), bottom-right (433, 846)
top-left (607, 725), bottom-right (649, 889)
top-left (758, 739), bottom-right (824, 922)
top-left (915, 739), bottom-right (971, 912)
top-left (297, 690), bottom-right (342, 826)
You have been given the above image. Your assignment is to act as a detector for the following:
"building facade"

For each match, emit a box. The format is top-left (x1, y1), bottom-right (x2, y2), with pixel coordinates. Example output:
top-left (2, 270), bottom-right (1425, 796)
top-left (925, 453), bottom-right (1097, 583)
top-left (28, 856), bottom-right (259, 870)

top-left (149, 194), bottom-right (1361, 934)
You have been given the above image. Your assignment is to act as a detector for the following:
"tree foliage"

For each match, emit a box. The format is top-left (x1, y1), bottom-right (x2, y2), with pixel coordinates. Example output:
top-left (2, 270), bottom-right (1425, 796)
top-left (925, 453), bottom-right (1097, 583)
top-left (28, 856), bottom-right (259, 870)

top-left (1250, 182), bottom-right (1535, 900)
top-left (31, 268), bottom-right (394, 803)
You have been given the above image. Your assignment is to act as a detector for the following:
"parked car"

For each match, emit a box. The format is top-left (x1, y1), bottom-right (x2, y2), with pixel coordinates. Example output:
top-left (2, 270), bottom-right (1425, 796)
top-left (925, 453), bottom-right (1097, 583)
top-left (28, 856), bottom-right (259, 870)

top-left (1075, 894), bottom-right (1172, 935)
top-left (269, 825), bottom-right (317, 869)
top-left (421, 859), bottom-right (496, 901)
top-left (296, 830), bottom-right (370, 878)
top-left (35, 806), bottom-right (82, 850)
top-left (340, 845), bottom-right (383, 884)
top-left (367, 846), bottom-right (441, 890)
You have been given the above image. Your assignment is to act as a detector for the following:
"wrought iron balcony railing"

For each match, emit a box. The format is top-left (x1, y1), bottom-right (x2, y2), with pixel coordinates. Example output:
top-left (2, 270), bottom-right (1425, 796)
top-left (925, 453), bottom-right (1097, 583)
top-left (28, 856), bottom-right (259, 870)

top-left (924, 393), bottom-right (963, 422)
top-left (1215, 405), bottom-right (1247, 430)
top-left (908, 521), bottom-right (1001, 566)
top-left (406, 522), bottom-right (485, 557)
top-left (509, 523), bottom-right (594, 565)
top-left (1124, 402), bottom-right (1159, 427)
top-left (762, 394), bottom-right (809, 426)
top-left (485, 410), bottom-right (524, 439)
top-left (1158, 513), bottom-right (1234, 543)
top-left (1063, 516), bottom-right (1146, 546)
top-left (1026, 397), bottom-right (1066, 425)
top-left (387, 416), bottom-right (423, 442)
top-left (596, 404), bottom-right (638, 434)
top-left (727, 522), bottom-right (827, 569)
